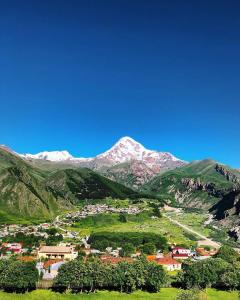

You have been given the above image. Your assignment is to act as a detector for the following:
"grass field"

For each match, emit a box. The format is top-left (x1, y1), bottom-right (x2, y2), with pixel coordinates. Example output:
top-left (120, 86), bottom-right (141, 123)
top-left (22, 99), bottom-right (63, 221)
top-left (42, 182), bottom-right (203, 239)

top-left (0, 289), bottom-right (238, 300)
top-left (67, 213), bottom-right (198, 247)
top-left (165, 211), bottom-right (213, 237)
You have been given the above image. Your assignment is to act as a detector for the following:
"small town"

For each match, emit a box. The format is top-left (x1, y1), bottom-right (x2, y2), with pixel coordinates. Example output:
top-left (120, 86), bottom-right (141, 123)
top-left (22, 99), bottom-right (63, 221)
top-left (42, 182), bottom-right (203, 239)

top-left (0, 204), bottom-right (221, 283)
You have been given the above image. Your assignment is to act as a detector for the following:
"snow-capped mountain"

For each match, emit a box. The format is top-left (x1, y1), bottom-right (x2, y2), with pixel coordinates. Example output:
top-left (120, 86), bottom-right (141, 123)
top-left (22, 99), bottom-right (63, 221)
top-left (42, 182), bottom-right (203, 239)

top-left (20, 136), bottom-right (186, 171)
top-left (95, 136), bottom-right (184, 172)
top-left (21, 150), bottom-right (74, 162)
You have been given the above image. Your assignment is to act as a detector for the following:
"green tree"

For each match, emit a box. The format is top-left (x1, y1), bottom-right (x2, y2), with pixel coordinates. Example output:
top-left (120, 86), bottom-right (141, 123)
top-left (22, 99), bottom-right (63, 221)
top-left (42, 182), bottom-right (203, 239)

top-left (119, 213), bottom-right (127, 223)
top-left (0, 261), bottom-right (39, 292)
top-left (54, 258), bottom-right (113, 293)
top-left (112, 261), bottom-right (137, 293)
top-left (215, 245), bottom-right (239, 264)
top-left (219, 267), bottom-right (240, 290)
top-left (119, 243), bottom-right (135, 257)
top-left (141, 242), bottom-right (156, 255)
top-left (180, 258), bottom-right (228, 289)
top-left (144, 262), bottom-right (167, 292)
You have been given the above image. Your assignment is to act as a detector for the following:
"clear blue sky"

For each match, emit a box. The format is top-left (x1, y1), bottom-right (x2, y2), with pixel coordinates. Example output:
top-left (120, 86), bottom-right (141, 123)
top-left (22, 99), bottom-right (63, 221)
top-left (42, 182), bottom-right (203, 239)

top-left (0, 0), bottom-right (240, 167)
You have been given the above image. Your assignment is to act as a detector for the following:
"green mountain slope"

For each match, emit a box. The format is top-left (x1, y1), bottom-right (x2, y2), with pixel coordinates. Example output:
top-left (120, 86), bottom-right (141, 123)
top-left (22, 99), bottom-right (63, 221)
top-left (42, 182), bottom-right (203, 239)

top-left (0, 149), bottom-right (73, 222)
top-left (142, 159), bottom-right (240, 209)
top-left (45, 167), bottom-right (144, 202)
top-left (0, 148), bottom-right (144, 223)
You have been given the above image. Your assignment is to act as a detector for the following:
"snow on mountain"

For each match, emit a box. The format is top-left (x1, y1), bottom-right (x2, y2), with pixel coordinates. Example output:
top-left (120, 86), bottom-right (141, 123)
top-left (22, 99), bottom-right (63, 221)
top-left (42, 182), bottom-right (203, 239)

top-left (21, 150), bottom-right (74, 162)
top-left (19, 137), bottom-right (186, 171)
top-left (95, 136), bottom-right (184, 171)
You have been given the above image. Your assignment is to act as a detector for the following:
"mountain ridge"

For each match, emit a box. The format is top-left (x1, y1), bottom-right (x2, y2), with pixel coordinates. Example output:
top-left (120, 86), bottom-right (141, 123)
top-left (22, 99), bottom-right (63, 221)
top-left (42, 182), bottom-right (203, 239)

top-left (19, 136), bottom-right (186, 171)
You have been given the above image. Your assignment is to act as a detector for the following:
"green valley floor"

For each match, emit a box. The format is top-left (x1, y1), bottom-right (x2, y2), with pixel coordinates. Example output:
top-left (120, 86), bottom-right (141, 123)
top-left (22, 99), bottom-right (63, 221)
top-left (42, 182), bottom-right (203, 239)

top-left (0, 289), bottom-right (238, 300)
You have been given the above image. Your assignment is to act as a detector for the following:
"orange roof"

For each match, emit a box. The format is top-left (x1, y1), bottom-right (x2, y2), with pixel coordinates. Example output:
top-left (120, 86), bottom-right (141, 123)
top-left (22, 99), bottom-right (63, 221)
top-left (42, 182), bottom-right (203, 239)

top-left (147, 255), bottom-right (157, 261)
top-left (17, 256), bottom-right (36, 262)
top-left (43, 259), bottom-right (63, 268)
top-left (156, 257), bottom-right (181, 265)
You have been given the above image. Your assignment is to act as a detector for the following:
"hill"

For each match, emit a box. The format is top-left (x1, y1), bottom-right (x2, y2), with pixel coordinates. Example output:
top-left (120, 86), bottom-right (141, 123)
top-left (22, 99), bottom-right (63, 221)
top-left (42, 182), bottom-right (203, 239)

top-left (45, 167), bottom-right (143, 202)
top-left (0, 149), bottom-right (143, 223)
top-left (0, 148), bottom-right (74, 223)
top-left (142, 159), bottom-right (240, 209)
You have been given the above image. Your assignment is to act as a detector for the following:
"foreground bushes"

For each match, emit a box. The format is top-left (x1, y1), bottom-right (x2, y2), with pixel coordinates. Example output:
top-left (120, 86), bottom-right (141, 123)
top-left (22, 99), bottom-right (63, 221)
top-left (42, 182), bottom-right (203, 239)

top-left (54, 257), bottom-right (167, 293)
top-left (178, 247), bottom-right (240, 290)
top-left (0, 259), bottom-right (39, 292)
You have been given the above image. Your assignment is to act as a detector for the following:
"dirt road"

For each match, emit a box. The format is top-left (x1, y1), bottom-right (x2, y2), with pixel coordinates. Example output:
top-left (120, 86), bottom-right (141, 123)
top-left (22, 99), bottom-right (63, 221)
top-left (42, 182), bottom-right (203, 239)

top-left (164, 214), bottom-right (221, 249)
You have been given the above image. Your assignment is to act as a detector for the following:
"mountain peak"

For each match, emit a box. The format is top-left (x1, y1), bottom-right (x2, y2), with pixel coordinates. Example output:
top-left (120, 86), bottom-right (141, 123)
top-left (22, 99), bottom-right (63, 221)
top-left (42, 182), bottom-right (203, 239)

top-left (21, 150), bottom-right (74, 162)
top-left (18, 137), bottom-right (186, 172)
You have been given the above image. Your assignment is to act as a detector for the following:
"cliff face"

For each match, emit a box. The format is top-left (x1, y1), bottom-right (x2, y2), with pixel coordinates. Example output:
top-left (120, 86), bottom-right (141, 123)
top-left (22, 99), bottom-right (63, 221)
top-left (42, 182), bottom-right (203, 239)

top-left (142, 160), bottom-right (240, 212)
top-left (215, 164), bottom-right (240, 186)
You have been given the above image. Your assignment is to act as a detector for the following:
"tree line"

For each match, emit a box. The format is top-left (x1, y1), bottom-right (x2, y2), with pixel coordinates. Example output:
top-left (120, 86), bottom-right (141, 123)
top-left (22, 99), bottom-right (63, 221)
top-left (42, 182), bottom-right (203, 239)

top-left (88, 231), bottom-right (168, 253)
top-left (53, 256), bottom-right (167, 293)
top-left (0, 245), bottom-right (239, 294)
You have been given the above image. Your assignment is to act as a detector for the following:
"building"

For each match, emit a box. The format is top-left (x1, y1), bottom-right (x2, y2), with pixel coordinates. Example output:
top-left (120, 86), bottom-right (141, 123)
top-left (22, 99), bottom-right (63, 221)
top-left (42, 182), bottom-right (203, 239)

top-left (172, 247), bottom-right (191, 255)
top-left (1, 242), bottom-right (22, 254)
top-left (156, 257), bottom-right (182, 271)
top-left (172, 247), bottom-right (192, 260)
top-left (147, 255), bottom-right (182, 271)
top-left (37, 246), bottom-right (77, 260)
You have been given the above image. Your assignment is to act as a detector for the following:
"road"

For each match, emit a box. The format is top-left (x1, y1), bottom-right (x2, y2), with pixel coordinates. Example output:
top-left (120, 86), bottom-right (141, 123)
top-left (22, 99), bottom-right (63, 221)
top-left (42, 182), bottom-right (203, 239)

top-left (164, 214), bottom-right (221, 249)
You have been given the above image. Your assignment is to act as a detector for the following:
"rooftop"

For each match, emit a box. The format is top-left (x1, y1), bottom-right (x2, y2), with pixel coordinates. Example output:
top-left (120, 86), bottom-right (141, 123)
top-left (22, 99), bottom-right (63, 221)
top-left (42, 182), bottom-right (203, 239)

top-left (39, 246), bottom-right (73, 254)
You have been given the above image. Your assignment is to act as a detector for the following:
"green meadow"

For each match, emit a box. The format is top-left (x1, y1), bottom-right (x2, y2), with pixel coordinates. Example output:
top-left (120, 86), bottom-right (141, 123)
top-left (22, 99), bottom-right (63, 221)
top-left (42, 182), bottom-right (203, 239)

top-left (0, 289), bottom-right (238, 300)
top-left (68, 212), bottom-right (199, 247)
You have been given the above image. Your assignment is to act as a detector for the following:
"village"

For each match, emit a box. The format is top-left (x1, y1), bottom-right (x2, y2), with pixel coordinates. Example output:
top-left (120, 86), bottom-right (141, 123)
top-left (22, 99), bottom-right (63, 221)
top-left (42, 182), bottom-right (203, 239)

top-left (0, 204), bottom-right (220, 282)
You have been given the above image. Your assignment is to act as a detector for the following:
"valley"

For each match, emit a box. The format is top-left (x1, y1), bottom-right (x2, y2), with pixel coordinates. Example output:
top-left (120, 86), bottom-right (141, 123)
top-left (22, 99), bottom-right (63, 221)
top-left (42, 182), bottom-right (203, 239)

top-left (0, 137), bottom-right (240, 299)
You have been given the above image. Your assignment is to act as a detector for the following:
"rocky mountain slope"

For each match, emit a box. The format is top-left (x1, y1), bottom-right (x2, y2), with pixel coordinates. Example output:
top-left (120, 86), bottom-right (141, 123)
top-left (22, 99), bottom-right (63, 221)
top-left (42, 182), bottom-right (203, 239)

top-left (99, 160), bottom-right (159, 189)
top-left (0, 148), bottom-right (144, 222)
top-left (142, 159), bottom-right (240, 209)
top-left (19, 137), bottom-right (186, 188)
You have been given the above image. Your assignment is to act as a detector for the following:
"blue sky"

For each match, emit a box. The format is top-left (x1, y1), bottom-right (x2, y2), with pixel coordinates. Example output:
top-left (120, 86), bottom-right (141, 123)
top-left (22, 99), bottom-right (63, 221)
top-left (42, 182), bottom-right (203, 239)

top-left (0, 0), bottom-right (240, 167)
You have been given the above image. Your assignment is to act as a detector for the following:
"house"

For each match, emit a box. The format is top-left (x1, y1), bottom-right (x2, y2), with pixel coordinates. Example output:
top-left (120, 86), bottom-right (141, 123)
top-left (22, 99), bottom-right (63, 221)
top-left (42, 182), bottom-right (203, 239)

top-left (37, 246), bottom-right (77, 260)
top-left (172, 247), bottom-right (191, 260)
top-left (156, 257), bottom-right (182, 271)
top-left (1, 242), bottom-right (22, 254)
top-left (147, 255), bottom-right (182, 271)
top-left (172, 247), bottom-right (191, 255)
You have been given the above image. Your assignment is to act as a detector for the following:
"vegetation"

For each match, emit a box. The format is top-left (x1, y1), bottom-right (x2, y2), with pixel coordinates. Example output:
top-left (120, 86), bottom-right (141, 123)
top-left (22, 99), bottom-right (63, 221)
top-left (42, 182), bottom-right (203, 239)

top-left (0, 259), bottom-right (38, 292)
top-left (0, 289), bottom-right (238, 300)
top-left (0, 148), bottom-right (147, 222)
top-left (88, 232), bottom-right (168, 252)
top-left (178, 246), bottom-right (240, 290)
top-left (142, 159), bottom-right (240, 208)
top-left (54, 257), bottom-right (167, 293)
top-left (69, 212), bottom-right (197, 247)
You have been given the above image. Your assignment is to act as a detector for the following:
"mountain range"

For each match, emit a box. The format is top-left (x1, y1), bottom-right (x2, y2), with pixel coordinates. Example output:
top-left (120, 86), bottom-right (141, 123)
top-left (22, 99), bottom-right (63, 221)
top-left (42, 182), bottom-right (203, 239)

top-left (1, 136), bottom-right (240, 238)
top-left (19, 137), bottom-right (186, 188)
